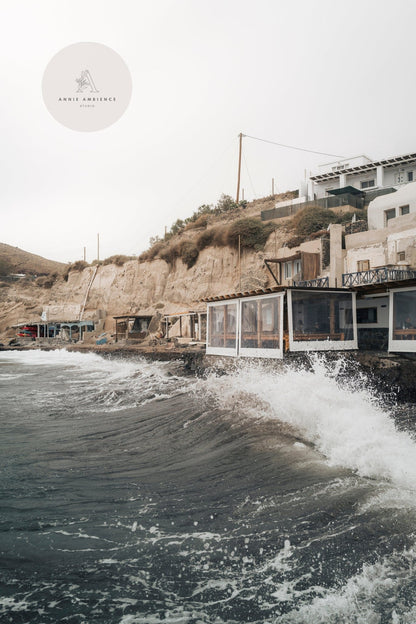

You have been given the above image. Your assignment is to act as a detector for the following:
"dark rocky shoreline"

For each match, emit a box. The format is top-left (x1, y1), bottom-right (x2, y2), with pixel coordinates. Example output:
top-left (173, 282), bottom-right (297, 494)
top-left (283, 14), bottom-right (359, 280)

top-left (2, 343), bottom-right (415, 403)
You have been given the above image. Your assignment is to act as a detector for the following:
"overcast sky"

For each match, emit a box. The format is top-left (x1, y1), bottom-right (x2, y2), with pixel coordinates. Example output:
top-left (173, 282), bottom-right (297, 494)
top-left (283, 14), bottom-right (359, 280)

top-left (1, 0), bottom-right (415, 263)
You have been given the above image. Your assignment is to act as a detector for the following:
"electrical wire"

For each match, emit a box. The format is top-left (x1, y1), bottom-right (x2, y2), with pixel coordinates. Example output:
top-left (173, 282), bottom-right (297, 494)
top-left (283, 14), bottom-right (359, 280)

top-left (242, 152), bottom-right (257, 199)
top-left (242, 134), bottom-right (345, 159)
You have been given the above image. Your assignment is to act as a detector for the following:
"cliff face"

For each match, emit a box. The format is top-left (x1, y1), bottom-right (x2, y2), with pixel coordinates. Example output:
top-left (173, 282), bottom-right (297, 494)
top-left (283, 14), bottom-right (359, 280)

top-left (0, 233), bottom-right (288, 340)
top-left (0, 194), bottom-right (297, 340)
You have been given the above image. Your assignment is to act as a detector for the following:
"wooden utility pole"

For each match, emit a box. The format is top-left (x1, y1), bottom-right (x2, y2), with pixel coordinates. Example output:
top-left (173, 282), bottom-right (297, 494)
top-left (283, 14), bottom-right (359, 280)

top-left (236, 132), bottom-right (243, 203)
top-left (83, 246), bottom-right (86, 262)
top-left (238, 235), bottom-right (241, 292)
top-left (97, 233), bottom-right (100, 262)
top-left (272, 178), bottom-right (275, 195)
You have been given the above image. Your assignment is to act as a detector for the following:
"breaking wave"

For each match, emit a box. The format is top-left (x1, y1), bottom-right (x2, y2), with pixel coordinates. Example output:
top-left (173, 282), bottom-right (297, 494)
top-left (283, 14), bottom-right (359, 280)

top-left (197, 356), bottom-right (416, 493)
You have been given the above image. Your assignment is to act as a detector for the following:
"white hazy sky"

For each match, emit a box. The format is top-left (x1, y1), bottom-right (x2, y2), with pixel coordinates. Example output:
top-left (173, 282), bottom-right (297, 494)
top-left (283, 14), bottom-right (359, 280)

top-left (1, 0), bottom-right (416, 263)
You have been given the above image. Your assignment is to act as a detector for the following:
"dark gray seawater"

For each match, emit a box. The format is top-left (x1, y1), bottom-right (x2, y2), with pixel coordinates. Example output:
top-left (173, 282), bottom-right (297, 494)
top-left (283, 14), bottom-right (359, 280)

top-left (1, 350), bottom-right (416, 624)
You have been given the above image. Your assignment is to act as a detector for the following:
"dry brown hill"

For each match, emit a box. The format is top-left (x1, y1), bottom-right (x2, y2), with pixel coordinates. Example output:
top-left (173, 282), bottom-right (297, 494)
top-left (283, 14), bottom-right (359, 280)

top-left (0, 243), bottom-right (66, 276)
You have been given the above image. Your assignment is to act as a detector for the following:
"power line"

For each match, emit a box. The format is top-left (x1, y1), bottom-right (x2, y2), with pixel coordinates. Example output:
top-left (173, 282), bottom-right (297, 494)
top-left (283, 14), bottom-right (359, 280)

top-left (242, 134), bottom-right (345, 159)
top-left (243, 152), bottom-right (257, 198)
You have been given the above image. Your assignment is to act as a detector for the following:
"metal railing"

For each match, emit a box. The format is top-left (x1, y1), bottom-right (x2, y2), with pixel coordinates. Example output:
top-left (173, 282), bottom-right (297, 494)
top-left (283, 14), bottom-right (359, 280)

top-left (293, 277), bottom-right (329, 288)
top-left (342, 267), bottom-right (416, 287)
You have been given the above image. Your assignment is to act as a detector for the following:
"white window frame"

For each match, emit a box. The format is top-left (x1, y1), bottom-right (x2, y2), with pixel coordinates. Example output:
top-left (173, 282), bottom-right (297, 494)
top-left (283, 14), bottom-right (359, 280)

top-left (287, 289), bottom-right (358, 352)
top-left (284, 262), bottom-right (292, 280)
top-left (239, 293), bottom-right (285, 359)
top-left (206, 300), bottom-right (239, 357)
top-left (388, 287), bottom-right (416, 353)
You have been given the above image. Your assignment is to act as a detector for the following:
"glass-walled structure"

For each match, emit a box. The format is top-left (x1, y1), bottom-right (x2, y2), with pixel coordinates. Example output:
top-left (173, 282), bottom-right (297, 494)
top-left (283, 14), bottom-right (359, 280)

top-left (206, 301), bottom-right (238, 356)
top-left (287, 289), bottom-right (357, 351)
top-left (239, 293), bottom-right (284, 358)
top-left (389, 287), bottom-right (416, 352)
top-left (206, 289), bottom-right (358, 358)
top-left (206, 295), bottom-right (284, 358)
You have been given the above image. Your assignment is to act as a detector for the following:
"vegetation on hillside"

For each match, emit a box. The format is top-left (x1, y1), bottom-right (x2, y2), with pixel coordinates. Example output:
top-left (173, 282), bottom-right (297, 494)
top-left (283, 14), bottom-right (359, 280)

top-left (0, 258), bottom-right (12, 276)
top-left (102, 254), bottom-right (136, 266)
top-left (139, 194), bottom-right (278, 269)
top-left (0, 242), bottom-right (65, 277)
top-left (291, 207), bottom-right (367, 238)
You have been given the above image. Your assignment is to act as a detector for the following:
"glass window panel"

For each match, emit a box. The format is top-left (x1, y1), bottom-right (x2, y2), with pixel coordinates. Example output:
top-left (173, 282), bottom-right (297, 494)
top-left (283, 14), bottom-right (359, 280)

top-left (208, 303), bottom-right (237, 348)
top-left (291, 291), bottom-right (354, 342)
top-left (225, 304), bottom-right (237, 348)
top-left (241, 297), bottom-right (280, 350)
top-left (208, 305), bottom-right (225, 347)
top-left (385, 208), bottom-right (396, 224)
top-left (392, 290), bottom-right (416, 341)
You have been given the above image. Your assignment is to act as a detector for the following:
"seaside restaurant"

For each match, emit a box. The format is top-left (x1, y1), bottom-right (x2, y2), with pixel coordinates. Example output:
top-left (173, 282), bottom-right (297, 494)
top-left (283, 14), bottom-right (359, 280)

top-left (204, 287), bottom-right (357, 359)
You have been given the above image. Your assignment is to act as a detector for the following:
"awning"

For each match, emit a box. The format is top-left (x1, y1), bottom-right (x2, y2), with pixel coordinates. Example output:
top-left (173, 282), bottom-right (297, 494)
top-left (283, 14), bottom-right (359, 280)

top-left (328, 186), bottom-right (363, 196)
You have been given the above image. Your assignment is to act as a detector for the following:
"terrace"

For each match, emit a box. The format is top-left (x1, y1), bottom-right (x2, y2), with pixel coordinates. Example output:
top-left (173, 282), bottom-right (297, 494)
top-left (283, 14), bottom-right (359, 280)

top-left (342, 267), bottom-right (416, 287)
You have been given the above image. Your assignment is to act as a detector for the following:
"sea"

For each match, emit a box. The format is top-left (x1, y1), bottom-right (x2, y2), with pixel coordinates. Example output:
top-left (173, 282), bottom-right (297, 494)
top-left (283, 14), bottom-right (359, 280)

top-left (1, 349), bottom-right (416, 624)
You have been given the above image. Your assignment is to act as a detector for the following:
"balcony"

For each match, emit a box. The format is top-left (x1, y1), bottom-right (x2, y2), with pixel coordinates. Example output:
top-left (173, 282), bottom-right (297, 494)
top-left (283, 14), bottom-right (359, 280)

top-left (342, 267), bottom-right (416, 287)
top-left (293, 277), bottom-right (329, 288)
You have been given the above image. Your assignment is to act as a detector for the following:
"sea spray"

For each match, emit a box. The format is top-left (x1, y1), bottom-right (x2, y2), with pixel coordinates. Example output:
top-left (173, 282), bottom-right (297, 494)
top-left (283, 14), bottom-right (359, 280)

top-left (197, 355), bottom-right (416, 491)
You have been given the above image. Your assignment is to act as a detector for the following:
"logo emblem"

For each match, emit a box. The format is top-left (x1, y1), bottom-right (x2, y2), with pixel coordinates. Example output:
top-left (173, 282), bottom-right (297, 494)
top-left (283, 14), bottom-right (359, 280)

top-left (42, 42), bottom-right (132, 132)
top-left (75, 70), bottom-right (99, 93)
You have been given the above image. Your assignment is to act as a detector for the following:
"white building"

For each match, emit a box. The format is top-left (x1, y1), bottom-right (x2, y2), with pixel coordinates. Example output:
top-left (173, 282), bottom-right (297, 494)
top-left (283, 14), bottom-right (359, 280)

top-left (309, 152), bottom-right (416, 200)
top-left (367, 181), bottom-right (416, 229)
top-left (261, 151), bottom-right (416, 221)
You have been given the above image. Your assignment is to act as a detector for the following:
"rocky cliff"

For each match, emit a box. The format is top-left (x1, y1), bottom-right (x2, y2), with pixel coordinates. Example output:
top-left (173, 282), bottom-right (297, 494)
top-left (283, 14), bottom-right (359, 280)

top-left (0, 196), bottom-right (292, 341)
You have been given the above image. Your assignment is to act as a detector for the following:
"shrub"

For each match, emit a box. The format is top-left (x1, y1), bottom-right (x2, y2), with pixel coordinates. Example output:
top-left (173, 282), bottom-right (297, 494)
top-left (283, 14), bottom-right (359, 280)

top-left (0, 258), bottom-right (11, 276)
top-left (70, 260), bottom-right (89, 271)
top-left (159, 243), bottom-right (180, 266)
top-left (178, 241), bottom-right (199, 269)
top-left (36, 272), bottom-right (58, 288)
top-left (102, 254), bottom-right (135, 266)
top-left (196, 228), bottom-right (216, 251)
top-left (185, 214), bottom-right (210, 230)
top-left (286, 235), bottom-right (306, 249)
top-left (212, 227), bottom-right (227, 247)
top-left (139, 241), bottom-right (164, 262)
top-left (226, 218), bottom-right (275, 251)
top-left (336, 209), bottom-right (367, 224)
top-left (291, 208), bottom-right (338, 237)
top-left (215, 194), bottom-right (237, 214)
top-left (64, 260), bottom-right (89, 280)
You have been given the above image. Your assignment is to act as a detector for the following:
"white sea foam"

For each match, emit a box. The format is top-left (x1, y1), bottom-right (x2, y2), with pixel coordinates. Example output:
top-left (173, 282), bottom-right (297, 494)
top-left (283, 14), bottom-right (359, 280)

top-left (0, 349), bottom-right (189, 409)
top-left (199, 357), bottom-right (416, 492)
top-left (279, 545), bottom-right (416, 624)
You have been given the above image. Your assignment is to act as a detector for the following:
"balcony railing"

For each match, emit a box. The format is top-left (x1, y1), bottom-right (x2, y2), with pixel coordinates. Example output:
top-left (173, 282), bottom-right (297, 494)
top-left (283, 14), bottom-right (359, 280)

top-left (293, 277), bottom-right (329, 288)
top-left (342, 267), bottom-right (416, 287)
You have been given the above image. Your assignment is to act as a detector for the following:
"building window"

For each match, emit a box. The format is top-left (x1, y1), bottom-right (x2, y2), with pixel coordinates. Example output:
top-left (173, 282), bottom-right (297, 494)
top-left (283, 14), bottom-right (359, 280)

top-left (395, 172), bottom-right (405, 184)
top-left (293, 259), bottom-right (301, 276)
top-left (360, 180), bottom-right (375, 189)
top-left (397, 251), bottom-right (406, 262)
top-left (400, 204), bottom-right (410, 216)
top-left (357, 259), bottom-right (370, 272)
top-left (408, 171), bottom-right (413, 182)
top-left (357, 307), bottom-right (378, 324)
top-left (284, 262), bottom-right (292, 279)
top-left (385, 208), bottom-right (396, 225)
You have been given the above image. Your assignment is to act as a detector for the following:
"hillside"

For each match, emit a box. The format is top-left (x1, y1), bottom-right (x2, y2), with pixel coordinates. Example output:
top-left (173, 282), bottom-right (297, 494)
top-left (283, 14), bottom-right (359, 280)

top-left (1, 191), bottom-right (348, 342)
top-left (0, 243), bottom-right (66, 276)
